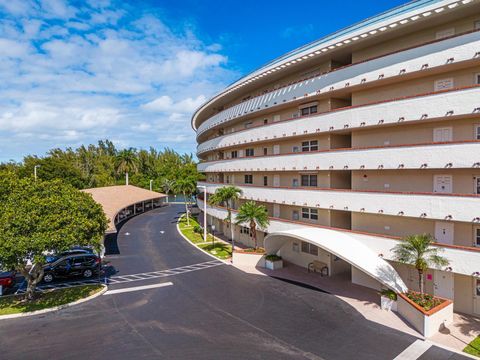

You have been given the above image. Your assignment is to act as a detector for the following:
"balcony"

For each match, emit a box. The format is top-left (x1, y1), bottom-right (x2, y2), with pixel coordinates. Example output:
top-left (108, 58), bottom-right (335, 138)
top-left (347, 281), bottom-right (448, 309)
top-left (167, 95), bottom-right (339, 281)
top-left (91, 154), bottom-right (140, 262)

top-left (196, 30), bottom-right (480, 138)
top-left (198, 182), bottom-right (479, 223)
top-left (198, 141), bottom-right (480, 173)
top-left (197, 198), bottom-right (480, 278)
top-left (197, 86), bottom-right (480, 156)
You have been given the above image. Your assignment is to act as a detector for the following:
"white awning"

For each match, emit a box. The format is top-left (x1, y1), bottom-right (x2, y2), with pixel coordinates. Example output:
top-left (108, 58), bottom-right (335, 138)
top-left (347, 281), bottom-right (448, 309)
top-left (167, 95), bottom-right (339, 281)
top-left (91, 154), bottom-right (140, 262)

top-left (264, 227), bottom-right (408, 293)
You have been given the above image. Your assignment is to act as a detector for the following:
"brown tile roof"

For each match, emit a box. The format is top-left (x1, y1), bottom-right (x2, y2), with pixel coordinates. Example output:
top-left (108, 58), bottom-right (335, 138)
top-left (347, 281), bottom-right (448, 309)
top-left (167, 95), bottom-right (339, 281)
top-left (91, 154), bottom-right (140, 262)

top-left (82, 185), bottom-right (166, 233)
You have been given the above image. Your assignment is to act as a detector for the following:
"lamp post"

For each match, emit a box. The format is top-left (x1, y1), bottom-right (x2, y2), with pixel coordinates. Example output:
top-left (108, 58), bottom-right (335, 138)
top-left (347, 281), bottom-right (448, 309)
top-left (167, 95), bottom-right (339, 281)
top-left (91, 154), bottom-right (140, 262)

top-left (149, 179), bottom-right (153, 191)
top-left (211, 224), bottom-right (216, 247)
top-left (34, 165), bottom-right (40, 182)
top-left (196, 185), bottom-right (207, 243)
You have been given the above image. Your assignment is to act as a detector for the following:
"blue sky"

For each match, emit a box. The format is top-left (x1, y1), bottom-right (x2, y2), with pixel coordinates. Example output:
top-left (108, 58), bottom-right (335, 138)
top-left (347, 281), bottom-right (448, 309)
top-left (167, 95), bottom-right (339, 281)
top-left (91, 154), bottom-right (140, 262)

top-left (0, 0), bottom-right (407, 161)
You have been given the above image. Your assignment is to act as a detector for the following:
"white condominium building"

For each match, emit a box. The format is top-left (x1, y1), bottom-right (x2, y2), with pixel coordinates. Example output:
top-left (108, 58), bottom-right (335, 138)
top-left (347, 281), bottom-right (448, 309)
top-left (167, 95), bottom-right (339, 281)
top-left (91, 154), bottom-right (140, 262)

top-left (192, 0), bottom-right (480, 316)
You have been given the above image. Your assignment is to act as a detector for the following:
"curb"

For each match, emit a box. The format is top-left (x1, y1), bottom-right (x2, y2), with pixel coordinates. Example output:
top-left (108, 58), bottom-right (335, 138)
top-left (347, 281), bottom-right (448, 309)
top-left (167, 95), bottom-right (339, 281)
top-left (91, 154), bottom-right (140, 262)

top-left (176, 216), bottom-right (231, 265)
top-left (0, 284), bottom-right (108, 320)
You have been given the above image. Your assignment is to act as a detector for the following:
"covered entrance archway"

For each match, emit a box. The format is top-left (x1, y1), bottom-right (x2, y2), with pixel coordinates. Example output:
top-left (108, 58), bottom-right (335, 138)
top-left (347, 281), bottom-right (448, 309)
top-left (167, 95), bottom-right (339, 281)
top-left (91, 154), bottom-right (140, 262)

top-left (264, 228), bottom-right (408, 293)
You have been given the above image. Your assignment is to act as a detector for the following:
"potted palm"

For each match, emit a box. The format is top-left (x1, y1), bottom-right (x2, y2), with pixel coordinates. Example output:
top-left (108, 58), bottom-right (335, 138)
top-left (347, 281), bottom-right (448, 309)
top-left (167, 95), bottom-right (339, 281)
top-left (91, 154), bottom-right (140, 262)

top-left (265, 254), bottom-right (283, 270)
top-left (380, 289), bottom-right (398, 311)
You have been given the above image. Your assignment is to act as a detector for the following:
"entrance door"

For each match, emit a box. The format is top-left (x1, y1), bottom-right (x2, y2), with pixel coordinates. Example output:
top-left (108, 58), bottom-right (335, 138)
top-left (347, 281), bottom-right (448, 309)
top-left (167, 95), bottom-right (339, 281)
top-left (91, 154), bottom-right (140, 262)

top-left (474, 278), bottom-right (480, 316)
top-left (434, 175), bottom-right (453, 193)
top-left (433, 127), bottom-right (453, 142)
top-left (273, 175), bottom-right (280, 187)
top-left (273, 145), bottom-right (280, 155)
top-left (434, 270), bottom-right (454, 300)
top-left (434, 222), bottom-right (454, 245)
top-left (273, 204), bottom-right (280, 218)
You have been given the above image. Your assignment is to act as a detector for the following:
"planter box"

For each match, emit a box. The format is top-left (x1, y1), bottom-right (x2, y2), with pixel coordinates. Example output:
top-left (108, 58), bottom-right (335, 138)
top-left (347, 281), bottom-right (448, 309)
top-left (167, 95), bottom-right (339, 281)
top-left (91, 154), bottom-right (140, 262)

top-left (397, 293), bottom-right (453, 337)
top-left (265, 259), bottom-right (283, 270)
top-left (380, 296), bottom-right (397, 312)
top-left (233, 252), bottom-right (265, 268)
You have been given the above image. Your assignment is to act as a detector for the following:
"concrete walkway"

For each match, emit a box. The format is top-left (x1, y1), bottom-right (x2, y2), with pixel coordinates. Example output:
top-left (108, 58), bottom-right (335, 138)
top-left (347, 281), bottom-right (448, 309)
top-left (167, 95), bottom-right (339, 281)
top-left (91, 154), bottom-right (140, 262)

top-left (233, 260), bottom-right (480, 353)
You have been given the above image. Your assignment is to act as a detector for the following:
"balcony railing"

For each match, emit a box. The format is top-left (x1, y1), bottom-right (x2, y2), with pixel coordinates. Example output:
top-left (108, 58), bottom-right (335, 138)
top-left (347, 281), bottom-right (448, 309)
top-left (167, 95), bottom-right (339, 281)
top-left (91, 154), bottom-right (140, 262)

top-left (197, 85), bottom-right (480, 155)
top-left (197, 198), bottom-right (480, 278)
top-left (196, 30), bottom-right (480, 138)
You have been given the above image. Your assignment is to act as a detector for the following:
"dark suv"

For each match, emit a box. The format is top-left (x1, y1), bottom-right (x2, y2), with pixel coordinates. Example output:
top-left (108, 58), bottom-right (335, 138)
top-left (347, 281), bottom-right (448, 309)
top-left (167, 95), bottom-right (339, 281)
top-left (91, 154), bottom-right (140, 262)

top-left (42, 254), bottom-right (101, 283)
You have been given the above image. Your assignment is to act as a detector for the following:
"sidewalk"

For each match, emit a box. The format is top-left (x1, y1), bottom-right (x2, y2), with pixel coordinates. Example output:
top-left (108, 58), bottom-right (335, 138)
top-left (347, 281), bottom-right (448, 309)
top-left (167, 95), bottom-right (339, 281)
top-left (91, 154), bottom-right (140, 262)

top-left (233, 260), bottom-right (480, 353)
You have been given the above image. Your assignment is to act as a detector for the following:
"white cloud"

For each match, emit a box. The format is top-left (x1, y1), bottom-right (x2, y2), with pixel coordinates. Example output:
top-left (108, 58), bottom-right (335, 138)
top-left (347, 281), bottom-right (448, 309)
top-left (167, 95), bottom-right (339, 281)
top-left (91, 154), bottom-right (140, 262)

top-left (0, 0), bottom-right (237, 161)
top-left (143, 95), bottom-right (206, 113)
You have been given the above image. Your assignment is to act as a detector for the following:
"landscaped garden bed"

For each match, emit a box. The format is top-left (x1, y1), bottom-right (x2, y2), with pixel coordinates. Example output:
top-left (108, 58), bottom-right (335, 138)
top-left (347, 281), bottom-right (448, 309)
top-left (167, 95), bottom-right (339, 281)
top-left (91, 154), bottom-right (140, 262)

top-left (177, 214), bottom-right (232, 260)
top-left (0, 284), bottom-right (104, 317)
top-left (405, 290), bottom-right (444, 311)
top-left (463, 336), bottom-right (480, 357)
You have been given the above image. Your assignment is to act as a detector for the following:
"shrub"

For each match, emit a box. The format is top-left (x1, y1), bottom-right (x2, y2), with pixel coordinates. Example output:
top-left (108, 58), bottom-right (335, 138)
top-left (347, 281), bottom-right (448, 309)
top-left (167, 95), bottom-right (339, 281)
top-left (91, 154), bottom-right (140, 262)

top-left (406, 291), bottom-right (443, 311)
top-left (193, 225), bottom-right (203, 234)
top-left (380, 289), bottom-right (397, 301)
top-left (265, 254), bottom-right (282, 261)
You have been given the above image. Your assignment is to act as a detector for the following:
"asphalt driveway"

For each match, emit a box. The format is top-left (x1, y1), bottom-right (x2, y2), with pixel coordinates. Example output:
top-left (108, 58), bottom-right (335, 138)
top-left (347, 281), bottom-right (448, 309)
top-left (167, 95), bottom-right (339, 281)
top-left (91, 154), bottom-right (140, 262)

top-left (0, 205), bottom-right (468, 359)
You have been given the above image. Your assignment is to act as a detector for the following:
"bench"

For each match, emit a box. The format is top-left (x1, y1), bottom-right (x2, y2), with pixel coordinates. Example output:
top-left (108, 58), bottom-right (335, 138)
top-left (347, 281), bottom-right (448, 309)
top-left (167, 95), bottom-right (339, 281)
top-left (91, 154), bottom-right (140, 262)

top-left (308, 260), bottom-right (329, 277)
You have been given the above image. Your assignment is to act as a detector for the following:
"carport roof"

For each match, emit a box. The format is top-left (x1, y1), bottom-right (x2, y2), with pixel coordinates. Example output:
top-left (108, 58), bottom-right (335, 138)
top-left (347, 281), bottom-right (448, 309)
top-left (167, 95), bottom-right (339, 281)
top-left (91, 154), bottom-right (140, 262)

top-left (82, 185), bottom-right (166, 233)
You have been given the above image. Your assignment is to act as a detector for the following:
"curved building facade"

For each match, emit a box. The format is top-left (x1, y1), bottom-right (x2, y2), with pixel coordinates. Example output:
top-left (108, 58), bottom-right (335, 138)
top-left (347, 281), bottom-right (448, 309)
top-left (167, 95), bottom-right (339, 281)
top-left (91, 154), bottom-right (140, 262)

top-left (193, 0), bottom-right (480, 316)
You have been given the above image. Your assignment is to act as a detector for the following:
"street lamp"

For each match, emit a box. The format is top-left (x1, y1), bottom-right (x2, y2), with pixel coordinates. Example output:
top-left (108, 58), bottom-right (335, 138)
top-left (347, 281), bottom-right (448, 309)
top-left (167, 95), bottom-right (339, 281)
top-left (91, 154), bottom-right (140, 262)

top-left (34, 165), bottom-right (41, 182)
top-left (150, 179), bottom-right (153, 191)
top-left (211, 224), bottom-right (216, 247)
top-left (196, 185), bottom-right (207, 243)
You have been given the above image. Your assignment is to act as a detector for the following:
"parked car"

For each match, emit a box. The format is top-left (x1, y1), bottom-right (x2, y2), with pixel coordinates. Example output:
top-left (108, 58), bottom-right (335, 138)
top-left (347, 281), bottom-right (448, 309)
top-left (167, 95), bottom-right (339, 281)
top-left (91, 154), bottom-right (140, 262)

top-left (42, 254), bottom-right (101, 283)
top-left (45, 247), bottom-right (95, 264)
top-left (0, 271), bottom-right (16, 290)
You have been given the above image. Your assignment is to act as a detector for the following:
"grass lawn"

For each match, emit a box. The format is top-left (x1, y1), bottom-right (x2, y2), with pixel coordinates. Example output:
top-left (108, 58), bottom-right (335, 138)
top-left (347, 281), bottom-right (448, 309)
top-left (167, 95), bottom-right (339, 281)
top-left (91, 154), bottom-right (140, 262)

top-left (178, 214), bottom-right (232, 260)
top-left (0, 284), bottom-right (103, 316)
top-left (464, 336), bottom-right (480, 357)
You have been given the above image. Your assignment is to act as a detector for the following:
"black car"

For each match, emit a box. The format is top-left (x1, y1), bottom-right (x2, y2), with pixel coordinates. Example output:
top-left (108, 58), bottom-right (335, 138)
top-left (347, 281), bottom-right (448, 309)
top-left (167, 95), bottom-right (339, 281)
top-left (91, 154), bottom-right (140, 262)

top-left (45, 247), bottom-right (95, 264)
top-left (42, 254), bottom-right (101, 283)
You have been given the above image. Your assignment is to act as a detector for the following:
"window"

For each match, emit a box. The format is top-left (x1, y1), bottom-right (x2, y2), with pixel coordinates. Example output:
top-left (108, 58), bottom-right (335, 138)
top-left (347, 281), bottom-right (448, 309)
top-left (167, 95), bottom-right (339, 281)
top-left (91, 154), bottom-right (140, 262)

top-left (263, 147), bottom-right (268, 156)
top-left (292, 210), bottom-right (299, 221)
top-left (475, 20), bottom-right (480, 30)
top-left (434, 78), bottom-right (454, 91)
top-left (300, 105), bottom-right (318, 116)
top-left (475, 73), bottom-right (480, 85)
top-left (245, 148), bottom-right (254, 157)
top-left (475, 177), bottom-right (480, 194)
top-left (475, 125), bottom-right (480, 140)
top-left (476, 228), bottom-right (480, 247)
top-left (292, 178), bottom-right (299, 187)
top-left (302, 140), bottom-right (318, 152)
top-left (244, 121), bottom-right (253, 129)
top-left (301, 174), bottom-right (317, 187)
top-left (301, 241), bottom-right (319, 256)
top-left (244, 175), bottom-right (253, 184)
top-left (292, 146), bottom-right (300, 153)
top-left (263, 118), bottom-right (268, 125)
top-left (231, 150), bottom-right (238, 158)
top-left (240, 226), bottom-right (251, 236)
top-left (302, 208), bottom-right (318, 220)
top-left (263, 176), bottom-right (268, 186)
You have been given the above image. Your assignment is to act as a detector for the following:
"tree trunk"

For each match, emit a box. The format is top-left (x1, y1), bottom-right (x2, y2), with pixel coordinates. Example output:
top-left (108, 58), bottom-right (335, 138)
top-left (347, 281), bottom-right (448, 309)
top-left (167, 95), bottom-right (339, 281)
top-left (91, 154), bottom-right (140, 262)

top-left (418, 268), bottom-right (424, 296)
top-left (184, 191), bottom-right (190, 226)
top-left (19, 263), bottom-right (44, 301)
top-left (251, 221), bottom-right (257, 249)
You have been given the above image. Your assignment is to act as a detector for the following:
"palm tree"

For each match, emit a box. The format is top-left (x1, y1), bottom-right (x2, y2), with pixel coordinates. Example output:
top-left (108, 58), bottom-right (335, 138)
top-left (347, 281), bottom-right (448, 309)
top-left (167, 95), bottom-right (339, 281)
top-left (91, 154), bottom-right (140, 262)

top-left (174, 176), bottom-right (197, 225)
top-left (209, 186), bottom-right (242, 246)
top-left (235, 201), bottom-right (269, 249)
top-left (115, 148), bottom-right (138, 185)
top-left (160, 178), bottom-right (175, 203)
top-left (392, 234), bottom-right (449, 295)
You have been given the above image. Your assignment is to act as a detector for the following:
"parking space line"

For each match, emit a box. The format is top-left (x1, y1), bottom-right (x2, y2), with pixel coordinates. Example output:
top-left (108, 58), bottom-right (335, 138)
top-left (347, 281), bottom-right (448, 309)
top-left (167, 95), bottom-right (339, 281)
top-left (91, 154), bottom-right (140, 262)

top-left (103, 282), bottom-right (173, 295)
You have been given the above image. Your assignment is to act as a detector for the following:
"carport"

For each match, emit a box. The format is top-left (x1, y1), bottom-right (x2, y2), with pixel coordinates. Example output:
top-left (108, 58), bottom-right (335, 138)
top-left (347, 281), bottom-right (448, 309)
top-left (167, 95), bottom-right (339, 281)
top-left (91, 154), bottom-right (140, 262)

top-left (264, 227), bottom-right (408, 293)
top-left (82, 185), bottom-right (167, 234)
